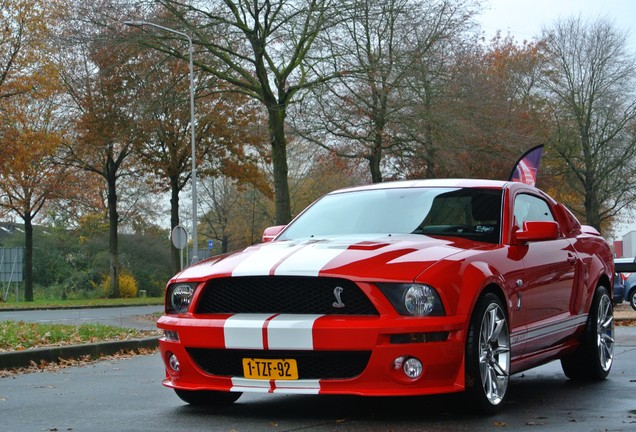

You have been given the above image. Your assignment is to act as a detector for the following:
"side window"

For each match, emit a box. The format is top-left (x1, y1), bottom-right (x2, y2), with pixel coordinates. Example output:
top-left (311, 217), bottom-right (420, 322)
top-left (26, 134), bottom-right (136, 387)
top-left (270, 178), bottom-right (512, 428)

top-left (513, 194), bottom-right (555, 229)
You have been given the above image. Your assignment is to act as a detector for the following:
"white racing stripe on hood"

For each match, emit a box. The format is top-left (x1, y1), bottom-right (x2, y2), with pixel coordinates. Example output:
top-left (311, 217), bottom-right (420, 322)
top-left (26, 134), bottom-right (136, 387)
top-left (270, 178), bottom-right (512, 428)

top-left (273, 243), bottom-right (347, 276)
top-left (231, 236), bottom-right (390, 277)
top-left (231, 242), bottom-right (308, 276)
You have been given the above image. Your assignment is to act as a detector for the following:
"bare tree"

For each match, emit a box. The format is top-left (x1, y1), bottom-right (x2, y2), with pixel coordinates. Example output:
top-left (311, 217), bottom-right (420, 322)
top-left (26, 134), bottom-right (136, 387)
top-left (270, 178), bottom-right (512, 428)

top-left (294, 0), bottom-right (480, 182)
top-left (542, 16), bottom-right (636, 232)
top-left (134, 0), bottom-right (342, 225)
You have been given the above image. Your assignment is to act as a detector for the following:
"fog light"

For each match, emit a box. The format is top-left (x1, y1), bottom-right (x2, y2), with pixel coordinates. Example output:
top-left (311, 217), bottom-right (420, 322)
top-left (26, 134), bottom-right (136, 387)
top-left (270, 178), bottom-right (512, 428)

top-left (168, 353), bottom-right (180, 372)
top-left (403, 357), bottom-right (423, 379)
top-left (392, 356), bottom-right (424, 379)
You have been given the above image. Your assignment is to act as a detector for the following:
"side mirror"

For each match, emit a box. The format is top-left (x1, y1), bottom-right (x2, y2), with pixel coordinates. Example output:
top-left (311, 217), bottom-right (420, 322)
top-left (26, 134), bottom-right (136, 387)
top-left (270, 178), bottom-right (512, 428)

top-left (515, 221), bottom-right (559, 243)
top-left (262, 225), bottom-right (286, 243)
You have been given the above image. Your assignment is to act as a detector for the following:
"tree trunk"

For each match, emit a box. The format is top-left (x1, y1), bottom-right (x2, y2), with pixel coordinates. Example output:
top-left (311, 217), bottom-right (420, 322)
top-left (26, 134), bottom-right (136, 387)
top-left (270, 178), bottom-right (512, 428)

top-left (584, 178), bottom-right (602, 232)
top-left (369, 113), bottom-right (384, 183)
top-left (23, 214), bottom-right (33, 302)
top-left (422, 79), bottom-right (436, 179)
top-left (170, 175), bottom-right (181, 275)
top-left (107, 172), bottom-right (120, 298)
top-left (222, 235), bottom-right (228, 254)
top-left (268, 104), bottom-right (292, 224)
top-left (368, 152), bottom-right (383, 183)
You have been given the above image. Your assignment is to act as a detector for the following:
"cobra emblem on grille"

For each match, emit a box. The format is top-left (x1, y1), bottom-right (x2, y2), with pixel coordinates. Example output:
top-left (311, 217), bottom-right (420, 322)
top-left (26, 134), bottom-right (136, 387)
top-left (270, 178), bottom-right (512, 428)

top-left (332, 286), bottom-right (345, 308)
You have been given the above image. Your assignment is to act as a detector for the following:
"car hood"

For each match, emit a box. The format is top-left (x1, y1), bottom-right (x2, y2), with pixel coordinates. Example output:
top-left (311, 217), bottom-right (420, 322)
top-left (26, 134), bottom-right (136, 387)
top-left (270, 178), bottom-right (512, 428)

top-left (174, 235), bottom-right (493, 283)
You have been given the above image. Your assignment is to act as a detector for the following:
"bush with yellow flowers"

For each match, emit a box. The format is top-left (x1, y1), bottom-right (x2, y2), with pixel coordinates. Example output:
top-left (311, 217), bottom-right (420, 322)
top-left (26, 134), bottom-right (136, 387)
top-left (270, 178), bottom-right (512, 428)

top-left (101, 271), bottom-right (139, 298)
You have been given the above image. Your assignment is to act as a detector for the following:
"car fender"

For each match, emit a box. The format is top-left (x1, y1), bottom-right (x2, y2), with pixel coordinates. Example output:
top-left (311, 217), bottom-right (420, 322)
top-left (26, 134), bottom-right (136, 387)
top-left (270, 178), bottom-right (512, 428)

top-left (571, 239), bottom-right (613, 314)
top-left (413, 256), bottom-right (511, 390)
top-left (414, 253), bottom-right (511, 322)
top-left (588, 261), bottom-right (612, 312)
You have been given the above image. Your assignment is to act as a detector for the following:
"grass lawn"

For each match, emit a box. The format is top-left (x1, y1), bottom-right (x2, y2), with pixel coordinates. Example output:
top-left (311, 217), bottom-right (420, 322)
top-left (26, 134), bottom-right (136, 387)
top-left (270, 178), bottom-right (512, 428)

top-left (0, 320), bottom-right (159, 352)
top-left (0, 296), bottom-right (164, 310)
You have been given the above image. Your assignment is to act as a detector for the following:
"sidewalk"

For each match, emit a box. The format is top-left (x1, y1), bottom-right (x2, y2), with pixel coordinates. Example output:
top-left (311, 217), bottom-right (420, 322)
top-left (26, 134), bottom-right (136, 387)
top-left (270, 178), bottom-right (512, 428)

top-left (614, 303), bottom-right (636, 320)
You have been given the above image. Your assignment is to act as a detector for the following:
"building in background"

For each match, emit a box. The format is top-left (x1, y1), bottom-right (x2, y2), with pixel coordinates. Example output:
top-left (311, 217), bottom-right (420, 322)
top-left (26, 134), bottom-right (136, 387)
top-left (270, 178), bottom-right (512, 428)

top-left (615, 231), bottom-right (636, 258)
top-left (624, 232), bottom-right (636, 258)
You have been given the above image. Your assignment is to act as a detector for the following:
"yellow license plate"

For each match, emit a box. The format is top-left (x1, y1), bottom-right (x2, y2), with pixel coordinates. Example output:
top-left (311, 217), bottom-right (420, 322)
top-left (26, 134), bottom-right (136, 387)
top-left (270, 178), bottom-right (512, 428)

top-left (242, 358), bottom-right (298, 380)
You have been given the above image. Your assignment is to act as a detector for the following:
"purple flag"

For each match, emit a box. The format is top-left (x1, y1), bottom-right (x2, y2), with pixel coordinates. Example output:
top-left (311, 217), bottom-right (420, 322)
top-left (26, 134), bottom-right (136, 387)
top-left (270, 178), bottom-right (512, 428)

top-left (509, 145), bottom-right (544, 186)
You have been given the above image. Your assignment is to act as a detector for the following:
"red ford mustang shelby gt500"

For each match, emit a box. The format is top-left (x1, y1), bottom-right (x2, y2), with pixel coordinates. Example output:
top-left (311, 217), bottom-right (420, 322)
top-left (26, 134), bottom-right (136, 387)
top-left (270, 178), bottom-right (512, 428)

top-left (158, 179), bottom-right (614, 413)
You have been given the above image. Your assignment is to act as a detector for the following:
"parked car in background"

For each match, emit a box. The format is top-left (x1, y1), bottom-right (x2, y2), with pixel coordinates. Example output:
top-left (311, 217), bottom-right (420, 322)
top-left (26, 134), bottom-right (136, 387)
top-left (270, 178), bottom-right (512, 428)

top-left (625, 274), bottom-right (636, 310)
top-left (614, 257), bottom-right (636, 310)
top-left (158, 179), bottom-right (614, 414)
top-left (613, 273), bottom-right (627, 304)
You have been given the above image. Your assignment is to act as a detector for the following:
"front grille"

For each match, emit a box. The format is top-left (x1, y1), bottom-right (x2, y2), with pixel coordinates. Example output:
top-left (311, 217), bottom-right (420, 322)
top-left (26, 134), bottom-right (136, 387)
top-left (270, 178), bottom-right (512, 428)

top-left (187, 348), bottom-right (371, 380)
top-left (195, 276), bottom-right (379, 315)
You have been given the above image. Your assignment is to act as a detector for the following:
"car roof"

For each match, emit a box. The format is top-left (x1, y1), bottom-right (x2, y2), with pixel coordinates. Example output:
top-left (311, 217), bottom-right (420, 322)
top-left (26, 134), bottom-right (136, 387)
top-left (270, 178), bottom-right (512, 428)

top-left (329, 179), bottom-right (511, 195)
top-left (615, 257), bottom-right (636, 273)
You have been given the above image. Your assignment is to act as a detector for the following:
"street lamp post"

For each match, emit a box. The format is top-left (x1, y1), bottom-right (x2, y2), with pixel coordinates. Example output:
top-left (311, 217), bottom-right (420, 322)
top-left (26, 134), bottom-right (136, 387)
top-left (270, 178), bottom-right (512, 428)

top-left (124, 20), bottom-right (199, 264)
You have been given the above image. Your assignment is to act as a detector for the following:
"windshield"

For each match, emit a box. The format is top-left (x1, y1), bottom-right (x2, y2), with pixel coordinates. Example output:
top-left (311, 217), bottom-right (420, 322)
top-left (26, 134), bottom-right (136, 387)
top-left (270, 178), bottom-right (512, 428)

top-left (279, 187), bottom-right (503, 244)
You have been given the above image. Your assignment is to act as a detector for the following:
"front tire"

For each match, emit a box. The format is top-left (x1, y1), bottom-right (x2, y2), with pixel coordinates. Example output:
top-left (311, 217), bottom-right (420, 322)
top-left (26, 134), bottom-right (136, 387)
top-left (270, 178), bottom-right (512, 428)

top-left (561, 285), bottom-right (614, 380)
top-left (174, 389), bottom-right (242, 406)
top-left (465, 292), bottom-right (510, 414)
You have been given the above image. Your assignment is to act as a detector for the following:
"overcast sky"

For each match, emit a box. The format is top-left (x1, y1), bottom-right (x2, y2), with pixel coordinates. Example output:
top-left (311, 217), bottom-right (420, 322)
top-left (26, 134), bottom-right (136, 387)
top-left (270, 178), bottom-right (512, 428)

top-left (478, 0), bottom-right (636, 50)
top-left (477, 0), bottom-right (636, 241)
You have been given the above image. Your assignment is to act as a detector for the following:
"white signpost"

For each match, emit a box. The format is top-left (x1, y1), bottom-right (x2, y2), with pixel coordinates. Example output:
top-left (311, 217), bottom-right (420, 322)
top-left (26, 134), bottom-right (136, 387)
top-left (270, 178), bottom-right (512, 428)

top-left (0, 247), bottom-right (23, 301)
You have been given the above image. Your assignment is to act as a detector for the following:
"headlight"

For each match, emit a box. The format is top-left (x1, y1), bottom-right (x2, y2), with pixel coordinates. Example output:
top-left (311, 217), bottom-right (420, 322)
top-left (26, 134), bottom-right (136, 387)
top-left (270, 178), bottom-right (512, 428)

top-left (166, 283), bottom-right (197, 314)
top-left (377, 283), bottom-right (445, 316)
top-left (405, 285), bottom-right (435, 315)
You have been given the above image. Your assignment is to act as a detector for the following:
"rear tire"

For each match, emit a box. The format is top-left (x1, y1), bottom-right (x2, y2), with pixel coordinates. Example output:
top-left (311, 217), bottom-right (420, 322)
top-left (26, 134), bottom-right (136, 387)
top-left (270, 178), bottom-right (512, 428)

top-left (561, 285), bottom-right (614, 380)
top-left (465, 292), bottom-right (510, 414)
top-left (174, 389), bottom-right (242, 406)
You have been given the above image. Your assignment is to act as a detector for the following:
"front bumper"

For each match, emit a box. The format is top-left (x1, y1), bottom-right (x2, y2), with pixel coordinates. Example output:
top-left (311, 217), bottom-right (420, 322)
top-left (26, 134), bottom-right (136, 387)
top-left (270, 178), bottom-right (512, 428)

top-left (157, 313), bottom-right (468, 397)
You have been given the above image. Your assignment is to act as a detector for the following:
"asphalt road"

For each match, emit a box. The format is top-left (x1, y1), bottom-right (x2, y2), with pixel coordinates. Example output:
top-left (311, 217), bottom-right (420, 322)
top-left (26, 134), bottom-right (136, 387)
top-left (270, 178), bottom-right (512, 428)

top-left (2, 326), bottom-right (636, 432)
top-left (0, 305), bottom-right (163, 330)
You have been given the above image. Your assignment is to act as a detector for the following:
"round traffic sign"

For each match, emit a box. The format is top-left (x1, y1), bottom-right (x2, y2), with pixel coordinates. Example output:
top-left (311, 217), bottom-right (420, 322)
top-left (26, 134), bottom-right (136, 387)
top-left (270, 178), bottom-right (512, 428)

top-left (171, 225), bottom-right (188, 250)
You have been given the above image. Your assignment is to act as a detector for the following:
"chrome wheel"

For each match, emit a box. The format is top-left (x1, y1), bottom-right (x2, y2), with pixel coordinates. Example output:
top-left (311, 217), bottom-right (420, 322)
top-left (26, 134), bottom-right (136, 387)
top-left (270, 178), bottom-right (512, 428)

top-left (478, 302), bottom-right (511, 406)
top-left (596, 292), bottom-right (614, 373)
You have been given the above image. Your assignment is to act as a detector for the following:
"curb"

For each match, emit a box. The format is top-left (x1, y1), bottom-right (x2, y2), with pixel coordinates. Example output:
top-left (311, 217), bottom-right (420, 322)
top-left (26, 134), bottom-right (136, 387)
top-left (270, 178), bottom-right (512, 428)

top-left (0, 337), bottom-right (159, 370)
